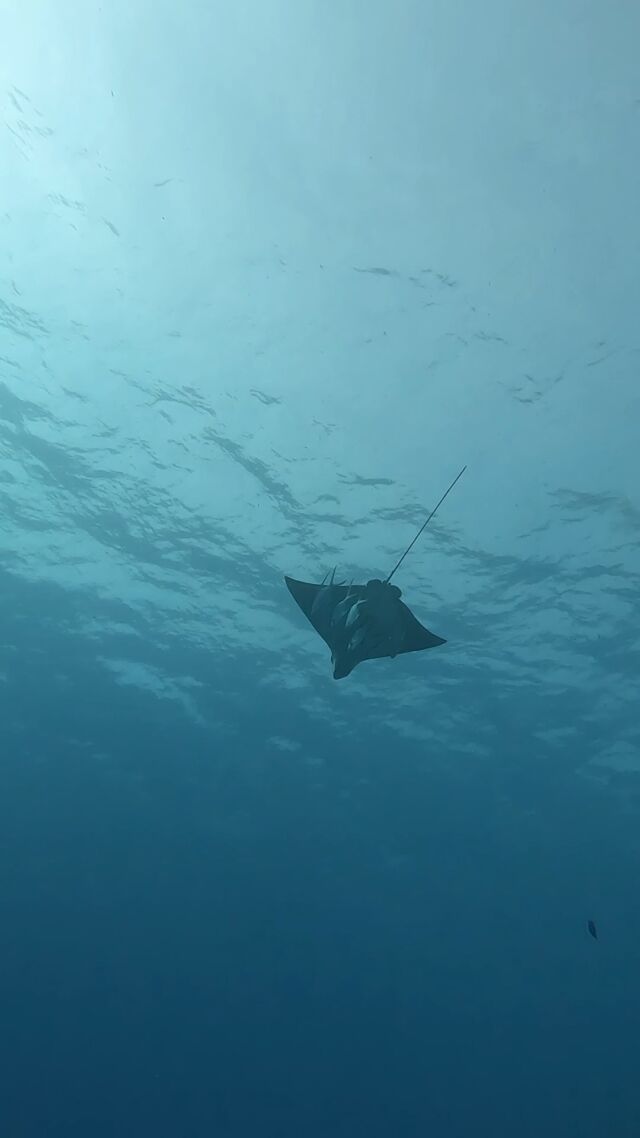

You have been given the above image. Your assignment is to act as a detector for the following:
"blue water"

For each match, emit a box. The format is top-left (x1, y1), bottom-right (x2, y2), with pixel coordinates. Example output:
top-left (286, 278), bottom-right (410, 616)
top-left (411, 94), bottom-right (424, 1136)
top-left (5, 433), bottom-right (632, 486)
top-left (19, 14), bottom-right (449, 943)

top-left (1, 3), bottom-right (639, 1135)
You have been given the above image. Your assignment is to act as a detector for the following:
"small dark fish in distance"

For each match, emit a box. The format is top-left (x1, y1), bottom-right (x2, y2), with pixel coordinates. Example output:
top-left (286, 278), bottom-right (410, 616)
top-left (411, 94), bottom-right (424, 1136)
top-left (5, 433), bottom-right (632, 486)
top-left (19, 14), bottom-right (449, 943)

top-left (587, 919), bottom-right (598, 940)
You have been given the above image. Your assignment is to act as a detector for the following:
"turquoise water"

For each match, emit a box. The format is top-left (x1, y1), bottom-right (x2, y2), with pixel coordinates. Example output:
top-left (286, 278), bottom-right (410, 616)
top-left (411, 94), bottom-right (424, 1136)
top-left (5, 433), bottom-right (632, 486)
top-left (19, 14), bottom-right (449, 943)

top-left (1, 3), bottom-right (639, 1135)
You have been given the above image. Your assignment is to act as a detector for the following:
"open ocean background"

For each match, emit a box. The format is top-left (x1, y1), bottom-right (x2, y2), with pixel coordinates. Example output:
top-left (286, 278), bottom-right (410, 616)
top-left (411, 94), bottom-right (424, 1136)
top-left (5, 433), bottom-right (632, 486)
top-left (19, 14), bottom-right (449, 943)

top-left (1, 2), bottom-right (639, 1135)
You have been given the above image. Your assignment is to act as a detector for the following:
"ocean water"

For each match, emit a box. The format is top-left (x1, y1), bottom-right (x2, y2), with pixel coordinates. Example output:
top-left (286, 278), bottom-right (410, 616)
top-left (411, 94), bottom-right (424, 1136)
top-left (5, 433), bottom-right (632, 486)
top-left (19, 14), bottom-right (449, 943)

top-left (1, 3), bottom-right (639, 1135)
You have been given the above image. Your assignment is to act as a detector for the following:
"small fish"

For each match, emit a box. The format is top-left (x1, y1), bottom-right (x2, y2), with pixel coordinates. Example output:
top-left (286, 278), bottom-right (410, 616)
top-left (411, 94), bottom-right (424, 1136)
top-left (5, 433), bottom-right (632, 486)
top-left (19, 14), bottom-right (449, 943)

top-left (587, 919), bottom-right (598, 940)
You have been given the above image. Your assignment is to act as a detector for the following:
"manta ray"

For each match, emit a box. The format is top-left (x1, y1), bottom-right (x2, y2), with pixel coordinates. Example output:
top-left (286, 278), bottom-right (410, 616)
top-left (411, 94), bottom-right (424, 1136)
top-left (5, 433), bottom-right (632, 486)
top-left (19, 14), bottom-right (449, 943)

top-left (285, 573), bottom-right (445, 679)
top-left (285, 466), bottom-right (466, 680)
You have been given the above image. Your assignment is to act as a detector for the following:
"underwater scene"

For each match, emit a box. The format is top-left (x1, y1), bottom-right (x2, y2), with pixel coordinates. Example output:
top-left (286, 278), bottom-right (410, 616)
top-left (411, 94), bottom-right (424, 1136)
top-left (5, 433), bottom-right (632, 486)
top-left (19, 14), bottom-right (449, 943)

top-left (1, 2), bottom-right (639, 1135)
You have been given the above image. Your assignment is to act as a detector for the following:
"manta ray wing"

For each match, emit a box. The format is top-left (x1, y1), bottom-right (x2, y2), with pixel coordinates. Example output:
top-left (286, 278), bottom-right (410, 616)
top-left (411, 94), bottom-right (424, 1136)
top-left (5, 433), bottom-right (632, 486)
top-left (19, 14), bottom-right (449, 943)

top-left (284, 576), bottom-right (366, 646)
top-left (359, 599), bottom-right (446, 662)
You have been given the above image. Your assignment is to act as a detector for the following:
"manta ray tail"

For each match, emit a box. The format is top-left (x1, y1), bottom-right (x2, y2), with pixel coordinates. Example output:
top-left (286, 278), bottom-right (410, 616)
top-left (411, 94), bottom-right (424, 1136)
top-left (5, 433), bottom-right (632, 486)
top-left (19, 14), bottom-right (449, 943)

top-left (385, 466), bottom-right (467, 583)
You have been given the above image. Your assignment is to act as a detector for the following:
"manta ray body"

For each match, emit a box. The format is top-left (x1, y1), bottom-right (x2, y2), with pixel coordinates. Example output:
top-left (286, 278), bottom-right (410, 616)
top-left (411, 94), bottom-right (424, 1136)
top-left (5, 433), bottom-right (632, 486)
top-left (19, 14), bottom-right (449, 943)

top-left (284, 574), bottom-right (446, 679)
top-left (284, 466), bottom-right (466, 680)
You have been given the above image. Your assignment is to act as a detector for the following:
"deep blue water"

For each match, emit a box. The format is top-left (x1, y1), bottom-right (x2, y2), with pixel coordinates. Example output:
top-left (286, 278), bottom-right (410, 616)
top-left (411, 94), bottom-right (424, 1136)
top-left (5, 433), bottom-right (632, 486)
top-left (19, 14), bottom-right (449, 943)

top-left (1, 3), bottom-right (639, 1135)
